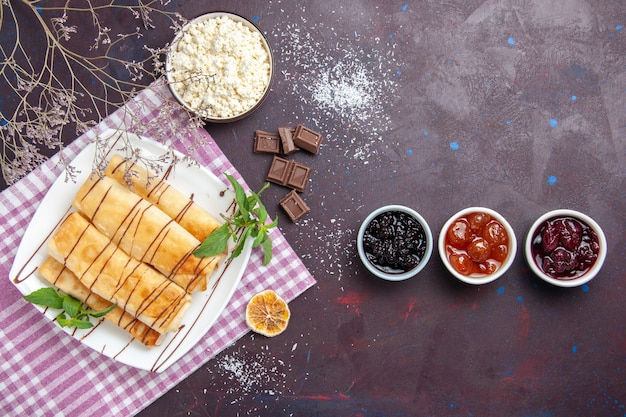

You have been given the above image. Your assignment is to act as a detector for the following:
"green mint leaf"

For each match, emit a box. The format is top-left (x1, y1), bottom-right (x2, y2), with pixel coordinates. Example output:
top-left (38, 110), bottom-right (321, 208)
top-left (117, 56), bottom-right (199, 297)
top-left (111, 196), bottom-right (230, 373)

top-left (257, 182), bottom-right (270, 196)
top-left (246, 196), bottom-right (258, 216)
top-left (195, 175), bottom-right (276, 266)
top-left (62, 294), bottom-right (82, 318)
top-left (251, 192), bottom-right (268, 224)
top-left (58, 313), bottom-right (94, 329)
top-left (89, 303), bottom-right (117, 318)
top-left (194, 223), bottom-right (231, 257)
top-left (226, 174), bottom-right (250, 219)
top-left (73, 318), bottom-right (96, 329)
top-left (56, 313), bottom-right (72, 328)
top-left (24, 287), bottom-right (64, 309)
top-left (257, 207), bottom-right (268, 224)
top-left (267, 217), bottom-right (279, 229)
top-left (252, 228), bottom-right (266, 248)
top-left (26, 287), bottom-right (105, 330)
top-left (231, 228), bottom-right (251, 259)
top-left (261, 234), bottom-right (273, 266)
top-left (232, 217), bottom-right (248, 228)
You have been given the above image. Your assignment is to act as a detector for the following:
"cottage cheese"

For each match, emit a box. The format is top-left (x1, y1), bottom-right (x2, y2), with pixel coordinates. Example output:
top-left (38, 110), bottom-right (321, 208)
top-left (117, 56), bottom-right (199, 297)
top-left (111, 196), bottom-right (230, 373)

top-left (168, 15), bottom-right (271, 119)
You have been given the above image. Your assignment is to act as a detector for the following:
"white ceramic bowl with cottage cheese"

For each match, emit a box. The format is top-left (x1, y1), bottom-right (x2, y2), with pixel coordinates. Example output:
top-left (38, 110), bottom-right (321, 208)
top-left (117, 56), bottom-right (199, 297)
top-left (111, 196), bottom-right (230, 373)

top-left (165, 12), bottom-right (273, 122)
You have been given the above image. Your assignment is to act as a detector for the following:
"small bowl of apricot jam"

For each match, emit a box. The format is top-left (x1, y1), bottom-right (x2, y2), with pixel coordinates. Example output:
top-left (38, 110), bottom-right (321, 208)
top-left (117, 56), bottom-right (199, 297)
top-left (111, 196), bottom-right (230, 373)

top-left (525, 209), bottom-right (607, 287)
top-left (438, 207), bottom-right (517, 285)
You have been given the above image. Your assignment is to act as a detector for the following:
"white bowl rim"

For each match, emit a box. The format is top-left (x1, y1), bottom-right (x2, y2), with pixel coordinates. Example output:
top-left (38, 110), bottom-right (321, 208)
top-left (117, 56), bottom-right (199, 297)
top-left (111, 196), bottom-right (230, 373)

top-left (438, 206), bottom-right (518, 285)
top-left (357, 205), bottom-right (433, 281)
top-left (524, 209), bottom-right (607, 287)
top-left (165, 11), bottom-right (273, 122)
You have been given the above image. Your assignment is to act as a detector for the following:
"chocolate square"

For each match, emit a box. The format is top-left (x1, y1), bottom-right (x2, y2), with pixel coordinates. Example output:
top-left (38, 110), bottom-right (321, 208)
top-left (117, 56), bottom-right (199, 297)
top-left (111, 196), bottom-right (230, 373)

top-left (293, 124), bottom-right (323, 154)
top-left (279, 190), bottom-right (311, 222)
top-left (286, 162), bottom-right (310, 192)
top-left (278, 127), bottom-right (299, 155)
top-left (266, 156), bottom-right (292, 186)
top-left (254, 130), bottom-right (281, 154)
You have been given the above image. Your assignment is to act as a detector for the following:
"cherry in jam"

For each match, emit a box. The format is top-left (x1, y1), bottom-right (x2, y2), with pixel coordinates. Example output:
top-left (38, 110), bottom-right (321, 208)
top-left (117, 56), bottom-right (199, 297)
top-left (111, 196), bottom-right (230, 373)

top-left (362, 211), bottom-right (427, 274)
top-left (445, 212), bottom-right (510, 277)
top-left (531, 216), bottom-right (599, 280)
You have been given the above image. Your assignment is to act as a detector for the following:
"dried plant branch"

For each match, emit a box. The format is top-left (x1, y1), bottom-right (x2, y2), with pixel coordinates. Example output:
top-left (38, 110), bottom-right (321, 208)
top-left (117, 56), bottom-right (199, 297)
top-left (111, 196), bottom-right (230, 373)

top-left (0, 0), bottom-right (204, 185)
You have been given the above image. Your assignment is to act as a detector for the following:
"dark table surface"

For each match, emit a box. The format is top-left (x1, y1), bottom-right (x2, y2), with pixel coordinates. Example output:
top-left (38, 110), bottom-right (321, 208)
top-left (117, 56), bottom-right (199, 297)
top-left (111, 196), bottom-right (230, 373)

top-left (3, 1), bottom-right (625, 416)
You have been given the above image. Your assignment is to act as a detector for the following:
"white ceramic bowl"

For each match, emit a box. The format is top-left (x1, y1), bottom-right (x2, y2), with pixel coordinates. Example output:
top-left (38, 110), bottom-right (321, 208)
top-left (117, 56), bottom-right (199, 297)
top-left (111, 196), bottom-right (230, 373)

top-left (357, 205), bottom-right (433, 281)
top-left (525, 209), bottom-right (607, 287)
top-left (165, 12), bottom-right (273, 122)
top-left (438, 207), bottom-right (517, 285)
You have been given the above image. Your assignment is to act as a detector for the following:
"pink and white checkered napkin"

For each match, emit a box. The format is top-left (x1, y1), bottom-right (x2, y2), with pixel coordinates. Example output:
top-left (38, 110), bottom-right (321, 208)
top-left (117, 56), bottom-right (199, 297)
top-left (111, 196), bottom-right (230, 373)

top-left (0, 79), bottom-right (316, 416)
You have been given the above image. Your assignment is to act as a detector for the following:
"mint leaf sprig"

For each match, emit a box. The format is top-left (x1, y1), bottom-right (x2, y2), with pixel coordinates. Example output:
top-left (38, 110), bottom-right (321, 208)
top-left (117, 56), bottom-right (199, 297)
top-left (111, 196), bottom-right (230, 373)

top-left (194, 174), bottom-right (277, 266)
top-left (24, 287), bottom-right (117, 329)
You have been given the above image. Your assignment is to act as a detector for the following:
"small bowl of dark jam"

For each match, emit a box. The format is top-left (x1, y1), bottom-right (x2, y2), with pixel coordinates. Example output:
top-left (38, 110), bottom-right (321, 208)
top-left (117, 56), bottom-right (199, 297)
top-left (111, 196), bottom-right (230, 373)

top-left (525, 209), bottom-right (607, 287)
top-left (357, 205), bottom-right (433, 281)
top-left (438, 207), bottom-right (517, 285)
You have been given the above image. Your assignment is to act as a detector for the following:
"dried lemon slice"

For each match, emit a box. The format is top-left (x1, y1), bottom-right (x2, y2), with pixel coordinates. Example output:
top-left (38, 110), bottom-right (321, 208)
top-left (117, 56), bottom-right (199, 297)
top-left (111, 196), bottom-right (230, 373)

top-left (245, 290), bottom-right (290, 337)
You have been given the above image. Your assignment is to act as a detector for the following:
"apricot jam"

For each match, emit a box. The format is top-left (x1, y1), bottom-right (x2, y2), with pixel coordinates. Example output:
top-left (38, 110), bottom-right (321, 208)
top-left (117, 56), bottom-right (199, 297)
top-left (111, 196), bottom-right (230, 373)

top-left (530, 216), bottom-right (599, 280)
top-left (444, 212), bottom-right (509, 277)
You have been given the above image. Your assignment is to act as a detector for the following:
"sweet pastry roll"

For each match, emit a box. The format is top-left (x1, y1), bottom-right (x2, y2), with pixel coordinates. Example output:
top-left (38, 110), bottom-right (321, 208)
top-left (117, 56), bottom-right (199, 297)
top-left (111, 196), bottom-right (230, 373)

top-left (38, 256), bottom-right (163, 347)
top-left (104, 154), bottom-right (222, 241)
top-left (47, 212), bottom-right (191, 334)
top-left (72, 175), bottom-right (222, 292)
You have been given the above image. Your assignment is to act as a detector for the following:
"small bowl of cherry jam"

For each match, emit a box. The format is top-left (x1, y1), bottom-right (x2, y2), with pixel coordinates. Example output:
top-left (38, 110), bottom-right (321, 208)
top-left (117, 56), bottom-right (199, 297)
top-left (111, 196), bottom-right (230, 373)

top-left (439, 207), bottom-right (517, 285)
top-left (525, 209), bottom-right (607, 287)
top-left (357, 205), bottom-right (433, 281)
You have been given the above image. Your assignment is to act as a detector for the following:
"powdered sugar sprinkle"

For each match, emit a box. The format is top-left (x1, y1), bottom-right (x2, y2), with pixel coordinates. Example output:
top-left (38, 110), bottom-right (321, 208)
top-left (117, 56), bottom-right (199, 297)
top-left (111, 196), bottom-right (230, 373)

top-left (272, 15), bottom-right (400, 166)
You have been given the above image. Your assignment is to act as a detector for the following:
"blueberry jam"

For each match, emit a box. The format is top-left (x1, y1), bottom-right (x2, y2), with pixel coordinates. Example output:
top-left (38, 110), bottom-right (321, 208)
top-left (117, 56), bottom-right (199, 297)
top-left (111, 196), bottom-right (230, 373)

top-left (531, 216), bottom-right (600, 280)
top-left (362, 211), bottom-right (427, 274)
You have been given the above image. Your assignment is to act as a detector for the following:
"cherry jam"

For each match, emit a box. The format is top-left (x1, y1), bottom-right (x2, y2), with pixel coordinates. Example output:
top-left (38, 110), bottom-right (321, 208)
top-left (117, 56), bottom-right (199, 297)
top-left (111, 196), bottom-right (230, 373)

top-left (362, 211), bottom-right (427, 274)
top-left (530, 216), bottom-right (600, 280)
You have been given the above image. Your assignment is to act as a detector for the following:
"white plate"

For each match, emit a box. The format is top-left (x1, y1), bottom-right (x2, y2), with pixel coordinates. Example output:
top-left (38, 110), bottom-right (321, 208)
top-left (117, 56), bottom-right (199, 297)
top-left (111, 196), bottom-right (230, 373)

top-left (9, 129), bottom-right (251, 372)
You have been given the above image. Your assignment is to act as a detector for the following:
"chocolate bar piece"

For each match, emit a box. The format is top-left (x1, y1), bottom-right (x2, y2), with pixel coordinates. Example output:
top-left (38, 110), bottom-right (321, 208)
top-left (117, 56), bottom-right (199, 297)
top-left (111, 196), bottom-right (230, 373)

top-left (278, 127), bottom-right (299, 155)
top-left (279, 190), bottom-right (310, 222)
top-left (266, 156), bottom-right (291, 185)
top-left (293, 124), bottom-right (323, 154)
top-left (286, 162), bottom-right (310, 192)
top-left (254, 130), bottom-right (281, 154)
top-left (266, 156), bottom-right (311, 192)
